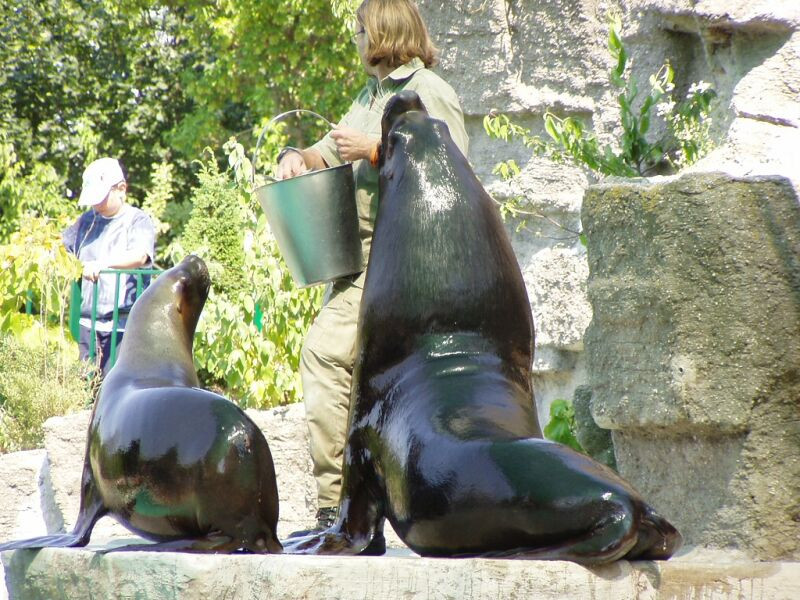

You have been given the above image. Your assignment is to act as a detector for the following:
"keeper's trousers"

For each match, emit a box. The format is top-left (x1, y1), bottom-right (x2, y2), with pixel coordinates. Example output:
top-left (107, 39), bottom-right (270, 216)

top-left (299, 272), bottom-right (365, 509)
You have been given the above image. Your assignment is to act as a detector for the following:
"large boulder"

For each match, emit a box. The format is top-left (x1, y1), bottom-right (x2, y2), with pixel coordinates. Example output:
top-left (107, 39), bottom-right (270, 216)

top-left (581, 172), bottom-right (800, 559)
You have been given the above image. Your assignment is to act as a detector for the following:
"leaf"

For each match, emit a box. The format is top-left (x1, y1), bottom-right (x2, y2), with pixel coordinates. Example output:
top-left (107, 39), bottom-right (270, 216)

top-left (544, 115), bottom-right (560, 142)
top-left (639, 112), bottom-right (650, 135)
top-left (640, 95), bottom-right (654, 117)
top-left (618, 93), bottom-right (630, 113)
top-left (543, 399), bottom-right (584, 452)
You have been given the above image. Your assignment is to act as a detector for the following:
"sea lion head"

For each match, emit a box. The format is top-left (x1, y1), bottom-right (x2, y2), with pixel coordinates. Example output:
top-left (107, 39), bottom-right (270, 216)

top-left (113, 255), bottom-right (210, 383)
top-left (161, 254), bottom-right (211, 338)
top-left (367, 89), bottom-right (535, 375)
top-left (380, 90), bottom-right (462, 175)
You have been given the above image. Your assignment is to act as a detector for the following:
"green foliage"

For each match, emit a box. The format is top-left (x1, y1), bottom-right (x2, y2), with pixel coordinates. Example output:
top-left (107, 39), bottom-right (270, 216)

top-left (1, 1), bottom-right (361, 251)
top-left (177, 143), bottom-right (322, 408)
top-left (165, 0), bottom-right (362, 162)
top-left (664, 81), bottom-right (716, 170)
top-left (178, 154), bottom-right (249, 299)
top-left (0, 135), bottom-right (78, 244)
top-left (484, 16), bottom-right (716, 179)
top-left (141, 160), bottom-right (192, 261)
top-left (0, 218), bottom-right (83, 338)
top-left (331, 0), bottom-right (360, 20)
top-left (0, 334), bottom-right (93, 453)
top-left (0, 1), bottom-right (197, 205)
top-left (543, 399), bottom-right (584, 453)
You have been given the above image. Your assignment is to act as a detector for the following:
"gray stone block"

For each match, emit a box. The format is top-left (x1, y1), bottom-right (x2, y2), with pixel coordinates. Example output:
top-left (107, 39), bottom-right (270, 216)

top-left (3, 547), bottom-right (799, 600)
top-left (581, 173), bottom-right (800, 559)
top-left (0, 450), bottom-right (49, 543)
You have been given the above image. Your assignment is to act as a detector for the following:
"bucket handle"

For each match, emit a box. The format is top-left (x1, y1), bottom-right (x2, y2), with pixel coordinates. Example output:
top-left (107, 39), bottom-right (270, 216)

top-left (251, 109), bottom-right (337, 185)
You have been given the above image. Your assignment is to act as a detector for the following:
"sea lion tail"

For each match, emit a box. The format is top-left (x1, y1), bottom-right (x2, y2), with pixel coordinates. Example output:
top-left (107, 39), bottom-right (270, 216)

top-left (625, 505), bottom-right (683, 560)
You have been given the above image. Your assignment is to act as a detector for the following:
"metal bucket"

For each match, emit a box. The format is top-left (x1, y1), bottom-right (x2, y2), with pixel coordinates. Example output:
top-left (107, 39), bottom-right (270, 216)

top-left (252, 110), bottom-right (362, 288)
top-left (254, 164), bottom-right (362, 287)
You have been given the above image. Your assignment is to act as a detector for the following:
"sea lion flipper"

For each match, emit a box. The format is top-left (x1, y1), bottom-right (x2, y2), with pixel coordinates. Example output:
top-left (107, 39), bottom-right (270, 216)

top-left (0, 533), bottom-right (84, 551)
top-left (280, 527), bottom-right (373, 555)
top-left (68, 452), bottom-right (108, 546)
top-left (96, 534), bottom-right (244, 554)
top-left (622, 505), bottom-right (683, 560)
top-left (283, 464), bottom-right (385, 555)
top-left (0, 504), bottom-right (105, 551)
top-left (0, 469), bottom-right (106, 551)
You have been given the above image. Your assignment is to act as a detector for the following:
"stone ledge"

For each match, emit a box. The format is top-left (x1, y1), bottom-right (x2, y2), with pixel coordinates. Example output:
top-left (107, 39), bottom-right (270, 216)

top-left (2, 545), bottom-right (798, 600)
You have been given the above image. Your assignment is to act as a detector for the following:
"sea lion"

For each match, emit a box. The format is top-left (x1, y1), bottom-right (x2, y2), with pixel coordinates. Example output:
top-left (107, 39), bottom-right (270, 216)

top-left (0, 255), bottom-right (281, 553)
top-left (283, 90), bottom-right (681, 564)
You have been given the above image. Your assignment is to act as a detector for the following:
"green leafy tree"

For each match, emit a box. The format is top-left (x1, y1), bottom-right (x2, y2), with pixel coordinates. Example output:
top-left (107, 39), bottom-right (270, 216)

top-left (178, 154), bottom-right (249, 299)
top-left (1, 1), bottom-right (361, 241)
top-left (0, 1), bottom-right (197, 205)
top-left (331, 0), bottom-right (359, 19)
top-left (164, 0), bottom-right (362, 161)
top-left (0, 135), bottom-right (77, 244)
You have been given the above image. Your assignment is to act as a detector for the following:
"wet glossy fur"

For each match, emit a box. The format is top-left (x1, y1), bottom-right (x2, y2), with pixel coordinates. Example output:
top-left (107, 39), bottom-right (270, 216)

top-left (0, 256), bottom-right (281, 554)
top-left (283, 91), bottom-right (681, 563)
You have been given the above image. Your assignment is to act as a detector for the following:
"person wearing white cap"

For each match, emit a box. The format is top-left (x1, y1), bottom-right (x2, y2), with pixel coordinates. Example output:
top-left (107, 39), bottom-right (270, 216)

top-left (62, 157), bottom-right (156, 376)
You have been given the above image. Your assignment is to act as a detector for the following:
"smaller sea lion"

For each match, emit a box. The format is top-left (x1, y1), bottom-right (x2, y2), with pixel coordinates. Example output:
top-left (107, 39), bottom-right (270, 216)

top-left (0, 255), bottom-right (281, 553)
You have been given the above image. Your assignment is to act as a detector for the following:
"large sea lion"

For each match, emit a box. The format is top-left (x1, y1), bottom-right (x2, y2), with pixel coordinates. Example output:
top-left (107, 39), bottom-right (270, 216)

top-left (0, 255), bottom-right (281, 553)
top-left (284, 91), bottom-right (681, 564)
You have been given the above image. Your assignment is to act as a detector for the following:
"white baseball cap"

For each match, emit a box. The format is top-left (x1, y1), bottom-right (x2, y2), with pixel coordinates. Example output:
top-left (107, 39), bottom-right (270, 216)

top-left (78, 157), bottom-right (125, 207)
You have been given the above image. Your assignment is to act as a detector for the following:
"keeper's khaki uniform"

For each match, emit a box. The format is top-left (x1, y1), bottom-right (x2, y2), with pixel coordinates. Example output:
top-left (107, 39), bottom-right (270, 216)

top-left (302, 58), bottom-right (469, 508)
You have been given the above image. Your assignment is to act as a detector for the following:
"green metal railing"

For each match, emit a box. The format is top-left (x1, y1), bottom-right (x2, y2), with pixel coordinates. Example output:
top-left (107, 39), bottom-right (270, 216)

top-left (69, 268), bottom-right (163, 370)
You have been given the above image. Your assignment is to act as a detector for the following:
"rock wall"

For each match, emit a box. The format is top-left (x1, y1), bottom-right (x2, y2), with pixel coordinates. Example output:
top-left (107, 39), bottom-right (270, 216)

top-left (417, 1), bottom-right (800, 558)
top-left (418, 0), bottom-right (800, 422)
top-left (582, 173), bottom-right (800, 560)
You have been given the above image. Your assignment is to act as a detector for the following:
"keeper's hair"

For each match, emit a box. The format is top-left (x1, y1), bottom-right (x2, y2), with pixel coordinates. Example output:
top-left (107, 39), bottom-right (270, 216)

top-left (357, 0), bottom-right (439, 69)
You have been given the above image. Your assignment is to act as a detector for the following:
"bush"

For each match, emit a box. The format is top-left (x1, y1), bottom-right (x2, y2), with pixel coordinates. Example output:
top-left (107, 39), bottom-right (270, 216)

top-left (0, 333), bottom-right (93, 453)
top-left (0, 217), bottom-right (83, 337)
top-left (172, 144), bottom-right (322, 408)
top-left (178, 153), bottom-right (249, 299)
top-left (0, 135), bottom-right (77, 244)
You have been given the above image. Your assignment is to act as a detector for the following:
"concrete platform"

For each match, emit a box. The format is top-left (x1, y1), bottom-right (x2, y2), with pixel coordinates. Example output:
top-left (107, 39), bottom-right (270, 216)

top-left (3, 541), bottom-right (799, 600)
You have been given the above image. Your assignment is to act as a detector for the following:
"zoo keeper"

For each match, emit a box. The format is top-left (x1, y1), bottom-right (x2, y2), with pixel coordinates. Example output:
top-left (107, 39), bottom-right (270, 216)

top-left (276, 0), bottom-right (469, 545)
